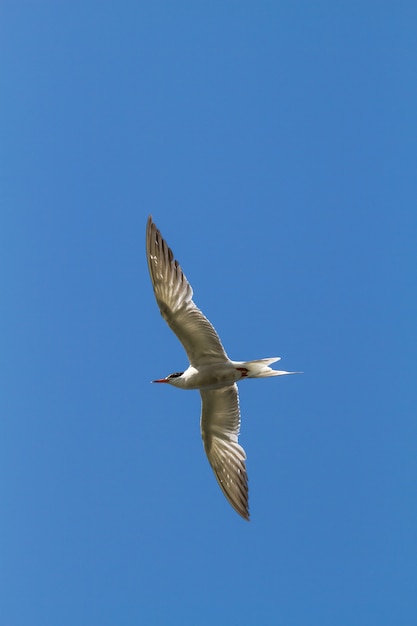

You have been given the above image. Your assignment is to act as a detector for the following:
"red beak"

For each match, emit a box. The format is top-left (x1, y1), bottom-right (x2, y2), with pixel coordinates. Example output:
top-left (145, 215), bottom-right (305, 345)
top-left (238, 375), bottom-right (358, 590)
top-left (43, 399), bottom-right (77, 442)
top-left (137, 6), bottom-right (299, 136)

top-left (152, 378), bottom-right (168, 383)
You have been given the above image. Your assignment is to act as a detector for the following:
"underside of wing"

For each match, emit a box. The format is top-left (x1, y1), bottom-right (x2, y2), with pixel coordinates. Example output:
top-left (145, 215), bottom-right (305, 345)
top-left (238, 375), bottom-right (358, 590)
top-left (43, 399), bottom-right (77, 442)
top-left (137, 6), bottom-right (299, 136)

top-left (200, 385), bottom-right (249, 521)
top-left (146, 216), bottom-right (228, 366)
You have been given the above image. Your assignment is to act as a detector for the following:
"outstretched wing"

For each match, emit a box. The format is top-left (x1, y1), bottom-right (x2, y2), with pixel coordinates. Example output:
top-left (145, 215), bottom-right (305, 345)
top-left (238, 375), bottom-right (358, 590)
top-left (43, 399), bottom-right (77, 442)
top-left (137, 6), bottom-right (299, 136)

top-left (146, 216), bottom-right (228, 367)
top-left (200, 384), bottom-right (249, 520)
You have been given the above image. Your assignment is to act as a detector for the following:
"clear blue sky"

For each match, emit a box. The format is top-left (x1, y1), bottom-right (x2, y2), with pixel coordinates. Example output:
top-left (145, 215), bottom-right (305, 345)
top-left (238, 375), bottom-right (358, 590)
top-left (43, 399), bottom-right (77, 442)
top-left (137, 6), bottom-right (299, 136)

top-left (1, 2), bottom-right (416, 625)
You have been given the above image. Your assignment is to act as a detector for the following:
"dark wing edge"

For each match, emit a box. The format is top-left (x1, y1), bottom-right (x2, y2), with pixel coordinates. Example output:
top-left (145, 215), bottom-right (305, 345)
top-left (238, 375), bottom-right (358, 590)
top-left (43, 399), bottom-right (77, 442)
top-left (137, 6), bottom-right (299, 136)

top-left (146, 215), bottom-right (193, 315)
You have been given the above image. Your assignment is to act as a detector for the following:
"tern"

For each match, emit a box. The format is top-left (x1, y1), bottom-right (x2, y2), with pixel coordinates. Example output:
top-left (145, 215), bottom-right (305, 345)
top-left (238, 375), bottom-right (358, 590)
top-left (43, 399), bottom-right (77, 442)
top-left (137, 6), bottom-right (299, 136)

top-left (146, 216), bottom-right (297, 520)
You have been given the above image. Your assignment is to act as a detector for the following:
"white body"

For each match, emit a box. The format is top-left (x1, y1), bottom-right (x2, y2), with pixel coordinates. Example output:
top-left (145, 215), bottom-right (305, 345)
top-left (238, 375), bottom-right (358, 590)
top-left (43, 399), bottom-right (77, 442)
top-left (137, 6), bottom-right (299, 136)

top-left (169, 358), bottom-right (292, 390)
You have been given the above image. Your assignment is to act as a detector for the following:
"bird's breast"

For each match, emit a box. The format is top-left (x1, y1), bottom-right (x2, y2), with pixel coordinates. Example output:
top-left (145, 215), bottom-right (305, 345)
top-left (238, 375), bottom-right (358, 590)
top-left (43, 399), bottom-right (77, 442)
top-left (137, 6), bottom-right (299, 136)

top-left (182, 363), bottom-right (242, 390)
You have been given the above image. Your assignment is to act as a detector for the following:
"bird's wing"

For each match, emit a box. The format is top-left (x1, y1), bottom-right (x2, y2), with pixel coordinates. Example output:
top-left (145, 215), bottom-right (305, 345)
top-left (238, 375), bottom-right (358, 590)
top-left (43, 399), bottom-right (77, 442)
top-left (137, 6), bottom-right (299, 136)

top-left (200, 384), bottom-right (249, 520)
top-left (146, 216), bottom-right (228, 366)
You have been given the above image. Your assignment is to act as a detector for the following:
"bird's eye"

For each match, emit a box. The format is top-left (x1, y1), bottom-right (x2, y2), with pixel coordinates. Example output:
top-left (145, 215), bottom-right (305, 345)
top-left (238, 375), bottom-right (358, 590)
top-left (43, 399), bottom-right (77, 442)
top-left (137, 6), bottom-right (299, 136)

top-left (169, 372), bottom-right (183, 379)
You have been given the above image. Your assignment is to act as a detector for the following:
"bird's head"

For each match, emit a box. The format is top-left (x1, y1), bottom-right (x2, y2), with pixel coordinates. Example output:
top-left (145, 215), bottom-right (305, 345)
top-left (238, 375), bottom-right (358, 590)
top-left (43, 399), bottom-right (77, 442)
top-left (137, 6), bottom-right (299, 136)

top-left (152, 371), bottom-right (184, 386)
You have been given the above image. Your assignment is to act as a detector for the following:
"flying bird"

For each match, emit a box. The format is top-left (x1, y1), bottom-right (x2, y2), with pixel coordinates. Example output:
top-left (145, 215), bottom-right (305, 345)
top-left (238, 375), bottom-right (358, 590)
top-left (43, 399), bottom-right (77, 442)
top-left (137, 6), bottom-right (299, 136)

top-left (146, 216), bottom-right (297, 520)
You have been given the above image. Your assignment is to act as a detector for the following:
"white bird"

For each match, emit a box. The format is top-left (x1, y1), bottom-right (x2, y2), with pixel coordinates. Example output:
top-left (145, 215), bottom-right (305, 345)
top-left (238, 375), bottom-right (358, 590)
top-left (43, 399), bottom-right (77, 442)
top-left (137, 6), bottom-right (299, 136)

top-left (146, 216), bottom-right (297, 520)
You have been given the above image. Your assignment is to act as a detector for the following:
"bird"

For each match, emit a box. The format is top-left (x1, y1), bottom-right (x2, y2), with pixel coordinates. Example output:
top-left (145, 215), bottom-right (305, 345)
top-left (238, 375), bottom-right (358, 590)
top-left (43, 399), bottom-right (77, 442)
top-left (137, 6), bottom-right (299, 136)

top-left (146, 216), bottom-right (297, 520)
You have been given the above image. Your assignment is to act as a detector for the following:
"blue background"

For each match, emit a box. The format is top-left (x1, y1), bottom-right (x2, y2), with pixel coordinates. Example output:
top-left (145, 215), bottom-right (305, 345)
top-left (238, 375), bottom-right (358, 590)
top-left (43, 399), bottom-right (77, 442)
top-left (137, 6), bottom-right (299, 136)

top-left (1, 2), bottom-right (416, 624)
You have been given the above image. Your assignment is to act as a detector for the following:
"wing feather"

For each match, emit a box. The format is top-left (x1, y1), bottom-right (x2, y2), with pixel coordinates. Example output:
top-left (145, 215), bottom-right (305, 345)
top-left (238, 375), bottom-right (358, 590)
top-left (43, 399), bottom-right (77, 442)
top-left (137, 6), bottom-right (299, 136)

top-left (146, 216), bottom-right (228, 366)
top-left (200, 384), bottom-right (249, 520)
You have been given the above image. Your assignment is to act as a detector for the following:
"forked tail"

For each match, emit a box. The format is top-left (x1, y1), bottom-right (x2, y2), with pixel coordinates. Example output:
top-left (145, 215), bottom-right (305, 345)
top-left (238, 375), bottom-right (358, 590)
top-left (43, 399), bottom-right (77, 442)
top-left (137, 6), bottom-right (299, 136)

top-left (239, 357), bottom-right (298, 378)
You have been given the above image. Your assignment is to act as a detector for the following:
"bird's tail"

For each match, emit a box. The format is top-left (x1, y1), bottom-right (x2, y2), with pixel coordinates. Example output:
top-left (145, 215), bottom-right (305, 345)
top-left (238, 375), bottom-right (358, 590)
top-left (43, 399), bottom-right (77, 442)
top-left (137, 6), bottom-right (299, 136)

top-left (238, 357), bottom-right (299, 378)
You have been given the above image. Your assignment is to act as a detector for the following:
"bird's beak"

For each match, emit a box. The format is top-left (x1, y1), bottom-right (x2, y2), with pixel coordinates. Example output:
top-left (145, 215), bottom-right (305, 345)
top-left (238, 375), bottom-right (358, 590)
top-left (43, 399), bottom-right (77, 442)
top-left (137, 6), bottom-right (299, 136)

top-left (152, 377), bottom-right (169, 383)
